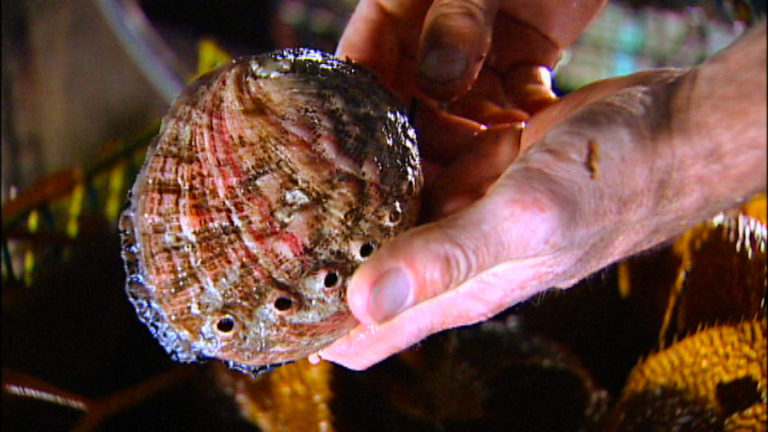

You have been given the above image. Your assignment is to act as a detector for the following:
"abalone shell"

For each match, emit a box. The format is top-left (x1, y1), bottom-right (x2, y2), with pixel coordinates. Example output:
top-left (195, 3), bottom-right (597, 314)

top-left (118, 48), bottom-right (422, 374)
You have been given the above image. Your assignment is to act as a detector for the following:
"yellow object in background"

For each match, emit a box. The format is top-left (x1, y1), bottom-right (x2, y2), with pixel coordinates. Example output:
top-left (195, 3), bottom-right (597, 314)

top-left (215, 359), bottom-right (335, 432)
top-left (620, 318), bottom-right (766, 431)
top-left (195, 39), bottom-right (231, 79)
top-left (741, 193), bottom-right (767, 225)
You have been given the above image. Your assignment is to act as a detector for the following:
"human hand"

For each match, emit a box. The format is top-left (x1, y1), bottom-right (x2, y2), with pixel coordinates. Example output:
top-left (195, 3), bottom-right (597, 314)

top-left (336, 0), bottom-right (607, 237)
top-left (315, 0), bottom-right (608, 370)
top-left (336, 0), bottom-right (606, 118)
top-left (318, 6), bottom-right (765, 370)
top-left (316, 70), bottom-right (697, 369)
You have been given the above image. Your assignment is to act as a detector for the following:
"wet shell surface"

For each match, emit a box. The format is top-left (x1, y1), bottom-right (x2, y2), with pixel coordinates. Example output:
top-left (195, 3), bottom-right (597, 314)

top-left (119, 48), bottom-right (422, 374)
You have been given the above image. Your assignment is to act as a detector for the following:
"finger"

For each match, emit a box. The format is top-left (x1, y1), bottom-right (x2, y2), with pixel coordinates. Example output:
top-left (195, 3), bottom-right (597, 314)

top-left (319, 252), bottom-right (556, 370)
top-left (500, 64), bottom-right (558, 114)
top-left (416, 0), bottom-right (500, 101)
top-left (336, 0), bottom-right (432, 98)
top-left (484, 14), bottom-right (562, 74)
top-left (484, 1), bottom-right (608, 73)
top-left (345, 179), bottom-right (562, 326)
top-left (497, 0), bottom-right (608, 51)
top-left (445, 67), bottom-right (530, 124)
top-left (428, 123), bottom-right (522, 218)
top-left (414, 98), bottom-right (485, 165)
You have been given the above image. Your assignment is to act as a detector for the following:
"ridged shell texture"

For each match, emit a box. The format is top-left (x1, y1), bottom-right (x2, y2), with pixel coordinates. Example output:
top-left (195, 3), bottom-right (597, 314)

top-left (119, 48), bottom-right (422, 373)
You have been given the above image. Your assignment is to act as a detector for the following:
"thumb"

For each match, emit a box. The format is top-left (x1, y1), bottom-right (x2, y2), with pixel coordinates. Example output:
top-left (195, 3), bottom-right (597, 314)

top-left (347, 182), bottom-right (560, 325)
top-left (417, 0), bottom-right (499, 101)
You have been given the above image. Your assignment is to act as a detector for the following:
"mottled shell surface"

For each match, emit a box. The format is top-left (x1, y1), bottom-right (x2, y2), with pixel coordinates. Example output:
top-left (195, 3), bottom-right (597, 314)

top-left (119, 48), bottom-right (422, 373)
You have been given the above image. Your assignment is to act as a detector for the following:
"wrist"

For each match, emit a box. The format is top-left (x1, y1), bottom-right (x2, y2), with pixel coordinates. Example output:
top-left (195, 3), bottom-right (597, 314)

top-left (514, 70), bottom-right (703, 283)
top-left (571, 53), bottom-right (765, 278)
top-left (670, 23), bottom-right (767, 211)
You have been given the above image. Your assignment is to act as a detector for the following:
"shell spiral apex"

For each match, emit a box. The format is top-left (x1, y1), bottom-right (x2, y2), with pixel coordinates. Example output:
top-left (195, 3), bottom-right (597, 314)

top-left (118, 48), bottom-right (422, 374)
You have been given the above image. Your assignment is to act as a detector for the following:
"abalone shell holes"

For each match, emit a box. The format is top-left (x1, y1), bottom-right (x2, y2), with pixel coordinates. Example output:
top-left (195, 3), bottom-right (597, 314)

top-left (324, 271), bottom-right (340, 288)
top-left (274, 296), bottom-right (293, 311)
top-left (359, 242), bottom-right (376, 258)
top-left (388, 209), bottom-right (402, 224)
top-left (217, 316), bottom-right (236, 333)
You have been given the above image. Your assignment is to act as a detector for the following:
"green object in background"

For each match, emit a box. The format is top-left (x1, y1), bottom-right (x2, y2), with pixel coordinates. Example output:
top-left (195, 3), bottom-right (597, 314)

top-left (554, 2), bottom-right (746, 91)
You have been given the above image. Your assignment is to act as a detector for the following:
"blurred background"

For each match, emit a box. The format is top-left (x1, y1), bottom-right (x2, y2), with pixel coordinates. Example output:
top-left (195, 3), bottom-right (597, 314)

top-left (2, 1), bottom-right (765, 431)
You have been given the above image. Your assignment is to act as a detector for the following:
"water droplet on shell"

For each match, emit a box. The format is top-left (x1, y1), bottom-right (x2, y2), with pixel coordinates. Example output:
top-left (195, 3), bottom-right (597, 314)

top-left (118, 48), bottom-right (422, 373)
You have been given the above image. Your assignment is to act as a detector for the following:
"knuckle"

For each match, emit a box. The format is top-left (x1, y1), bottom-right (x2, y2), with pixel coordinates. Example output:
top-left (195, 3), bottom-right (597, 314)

top-left (492, 170), bottom-right (571, 252)
top-left (431, 225), bottom-right (482, 290)
top-left (432, 0), bottom-right (495, 26)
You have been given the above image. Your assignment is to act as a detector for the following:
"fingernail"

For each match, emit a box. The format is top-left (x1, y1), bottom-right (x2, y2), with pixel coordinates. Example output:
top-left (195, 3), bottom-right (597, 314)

top-left (419, 47), bottom-right (467, 84)
top-left (368, 267), bottom-right (413, 323)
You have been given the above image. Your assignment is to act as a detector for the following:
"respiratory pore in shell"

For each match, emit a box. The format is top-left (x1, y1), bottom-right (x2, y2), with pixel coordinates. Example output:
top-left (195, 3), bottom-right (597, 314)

top-left (118, 48), bottom-right (422, 374)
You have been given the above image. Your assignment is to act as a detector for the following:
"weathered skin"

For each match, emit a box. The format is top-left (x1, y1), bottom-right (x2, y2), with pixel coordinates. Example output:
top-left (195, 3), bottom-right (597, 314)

top-left (119, 48), bottom-right (422, 374)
